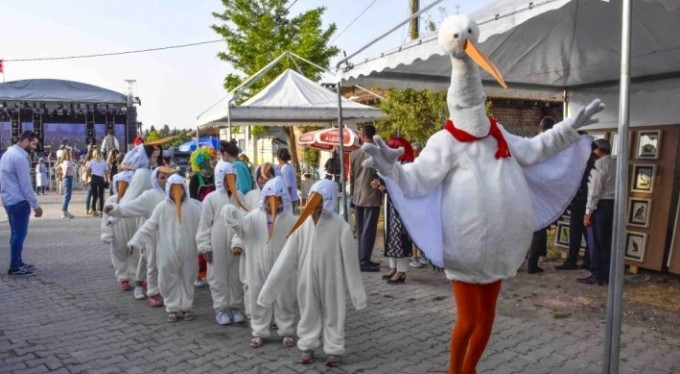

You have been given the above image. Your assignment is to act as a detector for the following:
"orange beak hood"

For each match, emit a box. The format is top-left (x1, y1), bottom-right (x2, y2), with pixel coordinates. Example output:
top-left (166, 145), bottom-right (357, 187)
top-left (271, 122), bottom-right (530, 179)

top-left (260, 177), bottom-right (288, 243)
top-left (287, 179), bottom-right (337, 238)
top-left (166, 174), bottom-right (187, 224)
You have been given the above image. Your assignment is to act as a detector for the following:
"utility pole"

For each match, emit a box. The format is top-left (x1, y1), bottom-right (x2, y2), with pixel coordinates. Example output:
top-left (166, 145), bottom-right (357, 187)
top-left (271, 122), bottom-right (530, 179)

top-left (409, 0), bottom-right (420, 40)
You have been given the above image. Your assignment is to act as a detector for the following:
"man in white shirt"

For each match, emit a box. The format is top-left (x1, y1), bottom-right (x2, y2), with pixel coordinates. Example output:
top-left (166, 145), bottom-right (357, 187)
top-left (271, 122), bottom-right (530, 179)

top-left (579, 138), bottom-right (616, 285)
top-left (0, 131), bottom-right (44, 276)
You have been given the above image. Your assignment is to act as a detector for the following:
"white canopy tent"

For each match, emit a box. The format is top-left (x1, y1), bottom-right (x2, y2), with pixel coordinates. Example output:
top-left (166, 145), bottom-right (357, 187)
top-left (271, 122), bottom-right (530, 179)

top-left (196, 69), bottom-right (383, 128)
top-left (339, 0), bottom-right (680, 128)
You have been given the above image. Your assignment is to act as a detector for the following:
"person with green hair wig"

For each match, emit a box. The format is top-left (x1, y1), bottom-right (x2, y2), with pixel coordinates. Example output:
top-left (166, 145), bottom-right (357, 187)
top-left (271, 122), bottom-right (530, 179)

top-left (189, 146), bottom-right (218, 288)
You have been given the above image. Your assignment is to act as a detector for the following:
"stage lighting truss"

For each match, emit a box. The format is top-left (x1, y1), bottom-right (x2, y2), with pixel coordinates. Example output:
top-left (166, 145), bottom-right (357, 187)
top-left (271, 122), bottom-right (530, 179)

top-left (0, 100), bottom-right (130, 118)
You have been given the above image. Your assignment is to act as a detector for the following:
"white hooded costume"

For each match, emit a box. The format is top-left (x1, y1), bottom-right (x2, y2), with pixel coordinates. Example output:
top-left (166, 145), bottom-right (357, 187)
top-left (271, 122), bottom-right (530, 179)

top-left (239, 162), bottom-right (282, 315)
top-left (364, 15), bottom-right (602, 284)
top-left (195, 161), bottom-right (247, 314)
top-left (106, 166), bottom-right (170, 297)
top-left (128, 174), bottom-right (202, 313)
top-left (101, 171), bottom-right (139, 283)
top-left (258, 180), bottom-right (367, 355)
top-left (118, 144), bottom-right (154, 284)
top-left (223, 176), bottom-right (297, 339)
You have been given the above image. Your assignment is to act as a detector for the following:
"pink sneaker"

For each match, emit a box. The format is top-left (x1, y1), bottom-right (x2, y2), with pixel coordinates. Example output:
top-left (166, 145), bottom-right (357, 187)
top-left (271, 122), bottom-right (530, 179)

top-left (148, 294), bottom-right (164, 307)
top-left (119, 280), bottom-right (132, 291)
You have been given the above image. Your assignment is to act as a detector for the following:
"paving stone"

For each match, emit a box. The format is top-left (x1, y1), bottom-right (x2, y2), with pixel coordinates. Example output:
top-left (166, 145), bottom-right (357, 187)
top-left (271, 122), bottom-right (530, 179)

top-left (1, 191), bottom-right (679, 374)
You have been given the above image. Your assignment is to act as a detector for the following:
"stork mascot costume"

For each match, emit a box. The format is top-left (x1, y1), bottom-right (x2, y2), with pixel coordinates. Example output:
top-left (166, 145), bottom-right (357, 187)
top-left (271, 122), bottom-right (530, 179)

top-left (362, 15), bottom-right (604, 374)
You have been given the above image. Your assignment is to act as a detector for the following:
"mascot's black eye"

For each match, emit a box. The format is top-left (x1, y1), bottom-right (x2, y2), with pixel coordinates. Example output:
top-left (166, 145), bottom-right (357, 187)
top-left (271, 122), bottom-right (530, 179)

top-left (453, 33), bottom-right (459, 38)
top-left (468, 28), bottom-right (472, 34)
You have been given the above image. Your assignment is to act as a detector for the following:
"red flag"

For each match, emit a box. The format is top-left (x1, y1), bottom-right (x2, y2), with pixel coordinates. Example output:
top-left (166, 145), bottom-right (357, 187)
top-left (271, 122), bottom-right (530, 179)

top-left (0, 59), bottom-right (4, 74)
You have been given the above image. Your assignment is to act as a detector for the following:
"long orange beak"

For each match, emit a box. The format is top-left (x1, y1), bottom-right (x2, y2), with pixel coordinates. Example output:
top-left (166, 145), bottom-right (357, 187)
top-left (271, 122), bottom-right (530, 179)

top-left (287, 192), bottom-right (323, 238)
top-left (261, 163), bottom-right (273, 179)
top-left (464, 39), bottom-right (507, 89)
top-left (226, 174), bottom-right (248, 211)
top-left (116, 182), bottom-right (128, 204)
top-left (171, 185), bottom-right (184, 224)
top-left (267, 196), bottom-right (279, 243)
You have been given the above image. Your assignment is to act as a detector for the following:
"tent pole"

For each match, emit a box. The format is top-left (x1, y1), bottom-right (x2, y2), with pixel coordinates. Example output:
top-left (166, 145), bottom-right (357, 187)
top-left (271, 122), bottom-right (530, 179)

top-left (336, 81), bottom-right (348, 222)
top-left (603, 0), bottom-right (631, 373)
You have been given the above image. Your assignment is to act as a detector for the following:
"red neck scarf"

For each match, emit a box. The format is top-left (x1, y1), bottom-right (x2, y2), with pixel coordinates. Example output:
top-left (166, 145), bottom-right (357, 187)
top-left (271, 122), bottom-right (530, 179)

top-left (444, 118), bottom-right (511, 159)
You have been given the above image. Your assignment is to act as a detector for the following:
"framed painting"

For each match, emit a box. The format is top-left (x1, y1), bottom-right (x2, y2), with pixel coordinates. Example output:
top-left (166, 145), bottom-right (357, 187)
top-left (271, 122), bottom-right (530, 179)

top-left (554, 221), bottom-right (570, 248)
top-left (627, 198), bottom-right (652, 228)
top-left (631, 164), bottom-right (656, 193)
top-left (625, 231), bottom-right (647, 262)
top-left (636, 130), bottom-right (661, 160)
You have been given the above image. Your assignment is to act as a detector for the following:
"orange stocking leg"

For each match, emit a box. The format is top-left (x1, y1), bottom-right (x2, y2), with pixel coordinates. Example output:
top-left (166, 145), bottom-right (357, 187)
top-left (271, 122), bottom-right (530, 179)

top-left (448, 280), bottom-right (502, 374)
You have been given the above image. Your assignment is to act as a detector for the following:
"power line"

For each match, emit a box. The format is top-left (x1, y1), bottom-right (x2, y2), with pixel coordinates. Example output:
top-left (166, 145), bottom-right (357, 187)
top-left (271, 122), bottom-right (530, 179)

top-left (3, 39), bottom-right (223, 63)
top-left (286, 0), bottom-right (299, 11)
top-left (330, 0), bottom-right (380, 44)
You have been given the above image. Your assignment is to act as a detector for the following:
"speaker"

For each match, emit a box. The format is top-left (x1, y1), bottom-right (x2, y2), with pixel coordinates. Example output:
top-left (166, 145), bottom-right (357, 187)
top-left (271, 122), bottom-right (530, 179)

top-left (86, 120), bottom-right (95, 145)
top-left (33, 112), bottom-right (43, 152)
top-left (10, 119), bottom-right (20, 144)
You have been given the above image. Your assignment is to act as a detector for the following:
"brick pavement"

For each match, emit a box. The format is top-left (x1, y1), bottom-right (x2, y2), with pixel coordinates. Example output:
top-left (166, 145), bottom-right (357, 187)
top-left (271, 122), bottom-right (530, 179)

top-left (1, 191), bottom-right (679, 373)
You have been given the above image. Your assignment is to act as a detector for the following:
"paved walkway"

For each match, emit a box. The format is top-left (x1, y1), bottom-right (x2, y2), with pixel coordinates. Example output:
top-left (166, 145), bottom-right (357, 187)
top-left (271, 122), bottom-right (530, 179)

top-left (1, 191), bottom-right (679, 373)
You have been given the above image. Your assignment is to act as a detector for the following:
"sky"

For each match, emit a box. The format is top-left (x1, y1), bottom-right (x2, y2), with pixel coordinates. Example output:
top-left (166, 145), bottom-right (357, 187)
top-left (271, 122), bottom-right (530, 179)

top-left (0, 0), bottom-right (493, 131)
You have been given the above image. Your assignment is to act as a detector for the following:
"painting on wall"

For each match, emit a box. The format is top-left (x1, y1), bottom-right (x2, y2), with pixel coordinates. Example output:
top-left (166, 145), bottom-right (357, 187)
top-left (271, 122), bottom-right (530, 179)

top-left (625, 231), bottom-right (647, 262)
top-left (636, 130), bottom-right (661, 160)
top-left (631, 164), bottom-right (656, 193)
top-left (627, 198), bottom-right (652, 228)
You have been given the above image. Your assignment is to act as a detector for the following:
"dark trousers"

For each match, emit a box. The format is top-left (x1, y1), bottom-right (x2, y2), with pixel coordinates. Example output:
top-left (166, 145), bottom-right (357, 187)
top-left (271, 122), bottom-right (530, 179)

top-left (527, 226), bottom-right (548, 269)
top-left (568, 199), bottom-right (589, 266)
top-left (355, 206), bottom-right (380, 266)
top-left (90, 175), bottom-right (106, 213)
top-left (4, 200), bottom-right (31, 270)
top-left (589, 199), bottom-right (614, 282)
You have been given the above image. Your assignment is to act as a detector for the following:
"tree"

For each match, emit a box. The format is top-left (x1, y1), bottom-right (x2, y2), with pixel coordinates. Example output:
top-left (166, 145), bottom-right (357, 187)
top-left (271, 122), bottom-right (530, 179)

top-left (145, 129), bottom-right (162, 143)
top-left (377, 88), bottom-right (496, 144)
top-left (377, 88), bottom-right (448, 144)
top-left (212, 0), bottom-right (339, 172)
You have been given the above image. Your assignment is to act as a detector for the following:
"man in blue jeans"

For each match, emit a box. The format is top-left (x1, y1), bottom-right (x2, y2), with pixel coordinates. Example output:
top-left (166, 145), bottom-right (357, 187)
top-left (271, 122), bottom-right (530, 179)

top-left (0, 131), bottom-right (43, 276)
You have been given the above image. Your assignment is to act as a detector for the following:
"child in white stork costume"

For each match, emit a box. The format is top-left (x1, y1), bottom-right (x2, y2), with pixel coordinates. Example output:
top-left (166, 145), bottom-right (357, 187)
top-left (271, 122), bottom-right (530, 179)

top-left (195, 161), bottom-right (248, 325)
top-left (117, 144), bottom-right (155, 299)
top-left (223, 176), bottom-right (297, 349)
top-left (362, 15), bottom-right (605, 374)
top-left (236, 162), bottom-right (279, 318)
top-left (128, 174), bottom-right (202, 322)
top-left (258, 180), bottom-right (367, 367)
top-left (104, 166), bottom-right (176, 307)
top-left (101, 171), bottom-right (139, 291)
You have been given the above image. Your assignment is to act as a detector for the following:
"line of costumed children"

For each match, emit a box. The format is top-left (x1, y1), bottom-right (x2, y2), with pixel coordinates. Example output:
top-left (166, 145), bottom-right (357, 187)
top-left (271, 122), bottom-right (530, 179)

top-left (99, 145), bottom-right (367, 367)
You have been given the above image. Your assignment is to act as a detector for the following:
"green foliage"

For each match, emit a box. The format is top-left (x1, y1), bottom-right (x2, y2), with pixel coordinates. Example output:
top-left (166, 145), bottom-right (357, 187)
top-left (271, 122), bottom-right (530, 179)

top-left (485, 98), bottom-right (494, 118)
top-left (212, 0), bottom-right (340, 170)
top-left (212, 0), bottom-right (339, 96)
top-left (145, 130), bottom-right (162, 143)
top-left (250, 126), bottom-right (268, 138)
top-left (377, 88), bottom-right (448, 144)
top-left (165, 130), bottom-right (192, 149)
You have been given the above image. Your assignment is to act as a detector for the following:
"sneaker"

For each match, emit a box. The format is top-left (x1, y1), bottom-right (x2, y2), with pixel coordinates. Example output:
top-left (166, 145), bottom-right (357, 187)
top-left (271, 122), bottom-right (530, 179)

top-left (167, 312), bottom-right (179, 323)
top-left (8, 267), bottom-right (35, 277)
top-left (325, 355), bottom-right (341, 367)
top-left (182, 311), bottom-right (195, 321)
top-left (133, 286), bottom-right (146, 300)
top-left (20, 263), bottom-right (35, 269)
top-left (61, 212), bottom-right (74, 219)
top-left (282, 336), bottom-right (295, 348)
top-left (193, 278), bottom-right (207, 288)
top-left (215, 309), bottom-right (232, 325)
top-left (299, 350), bottom-right (315, 365)
top-left (231, 308), bottom-right (246, 324)
top-left (419, 257), bottom-right (429, 265)
top-left (409, 259), bottom-right (423, 268)
top-left (119, 280), bottom-right (132, 291)
top-left (148, 294), bottom-right (164, 308)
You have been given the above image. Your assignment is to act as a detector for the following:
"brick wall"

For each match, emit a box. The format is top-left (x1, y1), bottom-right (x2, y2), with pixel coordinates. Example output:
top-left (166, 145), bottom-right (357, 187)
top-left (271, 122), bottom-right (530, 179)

top-left (490, 99), bottom-right (563, 137)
